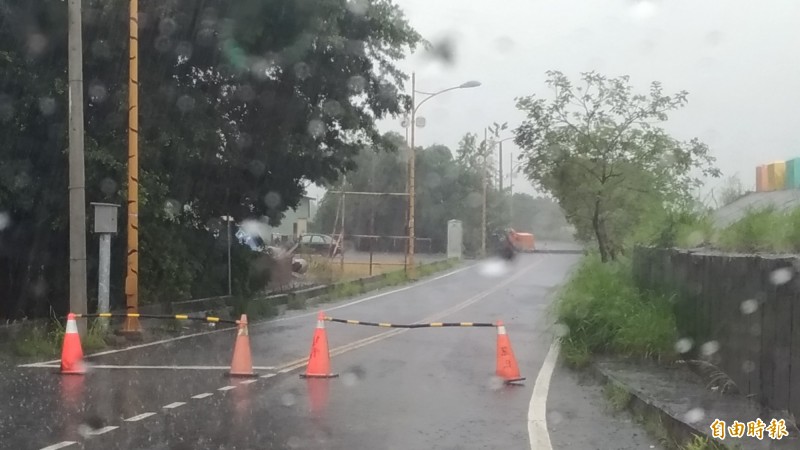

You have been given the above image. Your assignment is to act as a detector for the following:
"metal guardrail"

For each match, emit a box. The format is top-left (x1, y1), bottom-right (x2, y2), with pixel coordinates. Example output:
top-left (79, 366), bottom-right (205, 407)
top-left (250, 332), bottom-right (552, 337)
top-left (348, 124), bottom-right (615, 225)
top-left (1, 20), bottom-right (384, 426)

top-left (72, 313), bottom-right (239, 325)
top-left (533, 249), bottom-right (585, 254)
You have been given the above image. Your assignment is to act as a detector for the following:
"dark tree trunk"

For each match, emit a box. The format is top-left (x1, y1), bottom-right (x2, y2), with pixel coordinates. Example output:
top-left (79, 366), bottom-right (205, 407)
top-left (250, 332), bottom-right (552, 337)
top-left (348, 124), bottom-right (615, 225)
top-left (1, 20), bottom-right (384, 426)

top-left (592, 198), bottom-right (611, 263)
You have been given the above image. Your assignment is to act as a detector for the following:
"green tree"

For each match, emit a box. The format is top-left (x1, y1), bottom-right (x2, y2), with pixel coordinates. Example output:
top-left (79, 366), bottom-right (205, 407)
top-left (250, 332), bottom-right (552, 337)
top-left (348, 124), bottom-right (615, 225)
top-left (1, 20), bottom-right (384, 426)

top-left (514, 71), bottom-right (720, 262)
top-left (0, 0), bottom-right (421, 318)
top-left (716, 174), bottom-right (747, 207)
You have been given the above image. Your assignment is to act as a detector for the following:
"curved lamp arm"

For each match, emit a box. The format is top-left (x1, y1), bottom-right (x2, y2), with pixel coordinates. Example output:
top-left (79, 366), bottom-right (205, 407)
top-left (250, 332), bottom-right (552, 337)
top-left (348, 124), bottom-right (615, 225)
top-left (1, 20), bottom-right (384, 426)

top-left (414, 81), bottom-right (481, 113)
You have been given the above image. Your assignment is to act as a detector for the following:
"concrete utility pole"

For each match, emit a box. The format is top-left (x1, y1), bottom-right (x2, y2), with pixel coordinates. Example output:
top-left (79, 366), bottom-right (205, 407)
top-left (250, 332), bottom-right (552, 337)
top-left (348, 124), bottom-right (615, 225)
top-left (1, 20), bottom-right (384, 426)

top-left (481, 128), bottom-right (488, 258)
top-left (67, 0), bottom-right (88, 332)
top-left (227, 216), bottom-right (232, 296)
top-left (408, 73), bottom-right (417, 275)
top-left (340, 176), bottom-right (346, 271)
top-left (498, 140), bottom-right (504, 193)
top-left (509, 151), bottom-right (514, 225)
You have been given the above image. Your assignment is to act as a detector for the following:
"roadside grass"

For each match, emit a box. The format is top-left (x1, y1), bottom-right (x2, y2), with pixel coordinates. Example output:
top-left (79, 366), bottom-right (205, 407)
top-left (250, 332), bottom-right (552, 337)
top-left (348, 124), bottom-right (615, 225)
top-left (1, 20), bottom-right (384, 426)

top-left (7, 258), bottom-right (459, 358)
top-left (673, 214), bottom-right (716, 249)
top-left (635, 205), bottom-right (800, 254)
top-left (603, 382), bottom-right (632, 412)
top-left (554, 255), bottom-right (678, 368)
top-left (714, 206), bottom-right (790, 253)
top-left (681, 435), bottom-right (728, 450)
top-left (232, 295), bottom-right (279, 321)
top-left (637, 410), bottom-right (678, 449)
top-left (652, 206), bottom-right (800, 254)
top-left (305, 254), bottom-right (409, 282)
top-left (12, 316), bottom-right (108, 357)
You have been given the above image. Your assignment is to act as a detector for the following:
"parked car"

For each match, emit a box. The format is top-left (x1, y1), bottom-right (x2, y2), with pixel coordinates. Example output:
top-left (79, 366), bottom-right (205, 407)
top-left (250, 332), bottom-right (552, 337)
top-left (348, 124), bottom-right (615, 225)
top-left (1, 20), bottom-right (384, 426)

top-left (297, 233), bottom-right (342, 257)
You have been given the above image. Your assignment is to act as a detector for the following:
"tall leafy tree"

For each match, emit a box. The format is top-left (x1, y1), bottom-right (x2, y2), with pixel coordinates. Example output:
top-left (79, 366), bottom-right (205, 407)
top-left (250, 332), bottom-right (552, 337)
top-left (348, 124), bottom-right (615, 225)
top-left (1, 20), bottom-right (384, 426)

top-left (514, 71), bottom-right (720, 262)
top-left (0, 0), bottom-right (421, 318)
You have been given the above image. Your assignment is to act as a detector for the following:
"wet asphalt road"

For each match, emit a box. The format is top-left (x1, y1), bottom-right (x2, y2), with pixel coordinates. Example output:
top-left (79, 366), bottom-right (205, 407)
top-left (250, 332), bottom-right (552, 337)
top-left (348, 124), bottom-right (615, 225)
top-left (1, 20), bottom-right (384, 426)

top-left (2, 252), bottom-right (661, 450)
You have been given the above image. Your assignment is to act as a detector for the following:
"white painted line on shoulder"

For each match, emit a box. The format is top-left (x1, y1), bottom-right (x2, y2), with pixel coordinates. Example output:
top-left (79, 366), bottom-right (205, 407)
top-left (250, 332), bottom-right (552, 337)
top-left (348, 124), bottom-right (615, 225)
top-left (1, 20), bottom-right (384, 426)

top-left (124, 412), bottom-right (156, 422)
top-left (163, 402), bottom-right (186, 409)
top-left (217, 385), bottom-right (236, 391)
top-left (260, 373), bottom-right (276, 379)
top-left (191, 392), bottom-right (213, 399)
top-left (85, 426), bottom-right (118, 436)
top-left (528, 341), bottom-right (559, 450)
top-left (19, 364), bottom-right (276, 370)
top-left (239, 379), bottom-right (258, 385)
top-left (40, 442), bottom-right (76, 450)
top-left (277, 367), bottom-right (293, 374)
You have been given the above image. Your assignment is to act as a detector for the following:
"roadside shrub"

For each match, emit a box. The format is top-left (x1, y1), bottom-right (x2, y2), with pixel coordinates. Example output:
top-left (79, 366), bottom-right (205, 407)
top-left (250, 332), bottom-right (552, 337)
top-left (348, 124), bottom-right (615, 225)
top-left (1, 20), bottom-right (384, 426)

top-left (287, 295), bottom-right (306, 310)
top-left (714, 207), bottom-right (787, 252)
top-left (12, 317), bottom-right (107, 357)
top-left (231, 296), bottom-right (277, 321)
top-left (555, 255), bottom-right (677, 363)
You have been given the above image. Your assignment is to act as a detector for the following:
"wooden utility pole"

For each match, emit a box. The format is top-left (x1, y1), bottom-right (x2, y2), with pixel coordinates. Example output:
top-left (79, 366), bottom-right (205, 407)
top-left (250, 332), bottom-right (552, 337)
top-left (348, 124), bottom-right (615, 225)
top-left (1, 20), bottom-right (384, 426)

top-left (122, 0), bottom-right (142, 335)
top-left (67, 0), bottom-right (88, 332)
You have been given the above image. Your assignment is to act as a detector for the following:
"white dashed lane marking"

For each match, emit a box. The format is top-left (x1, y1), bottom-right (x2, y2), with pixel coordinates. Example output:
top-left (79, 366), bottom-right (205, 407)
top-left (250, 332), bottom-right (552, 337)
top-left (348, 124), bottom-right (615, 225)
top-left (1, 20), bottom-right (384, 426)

top-left (260, 373), bottom-right (276, 379)
top-left (163, 402), bottom-right (186, 409)
top-left (124, 412), bottom-right (156, 422)
top-left (85, 426), bottom-right (118, 436)
top-left (40, 442), bottom-right (76, 450)
top-left (239, 379), bottom-right (259, 385)
top-left (191, 392), bottom-right (213, 399)
top-left (217, 385), bottom-right (236, 391)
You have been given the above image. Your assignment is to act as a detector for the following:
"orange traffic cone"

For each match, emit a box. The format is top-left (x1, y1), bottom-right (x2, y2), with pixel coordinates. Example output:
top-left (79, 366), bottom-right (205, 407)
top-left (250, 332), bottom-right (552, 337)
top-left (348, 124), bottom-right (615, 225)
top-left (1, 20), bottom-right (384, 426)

top-left (228, 314), bottom-right (257, 377)
top-left (495, 320), bottom-right (525, 383)
top-left (300, 311), bottom-right (338, 378)
top-left (60, 313), bottom-right (85, 375)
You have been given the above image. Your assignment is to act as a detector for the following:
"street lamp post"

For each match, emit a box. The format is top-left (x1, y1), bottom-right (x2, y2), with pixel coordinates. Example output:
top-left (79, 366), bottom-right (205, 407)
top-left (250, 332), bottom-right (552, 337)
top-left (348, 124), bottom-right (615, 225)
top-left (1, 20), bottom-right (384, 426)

top-left (482, 130), bottom-right (513, 257)
top-left (406, 73), bottom-right (480, 275)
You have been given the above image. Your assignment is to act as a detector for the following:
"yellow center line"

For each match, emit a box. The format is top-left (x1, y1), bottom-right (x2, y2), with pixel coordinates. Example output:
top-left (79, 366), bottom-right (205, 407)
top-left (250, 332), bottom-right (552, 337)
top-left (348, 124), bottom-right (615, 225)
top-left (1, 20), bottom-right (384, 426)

top-left (269, 259), bottom-right (543, 374)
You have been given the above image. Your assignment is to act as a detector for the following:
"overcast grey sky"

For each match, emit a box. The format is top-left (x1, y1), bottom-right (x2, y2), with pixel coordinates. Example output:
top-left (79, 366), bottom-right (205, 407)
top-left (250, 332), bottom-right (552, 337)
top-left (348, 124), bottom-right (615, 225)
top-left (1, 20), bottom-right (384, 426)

top-left (384, 0), bottom-right (800, 196)
top-left (309, 0), bottom-right (800, 203)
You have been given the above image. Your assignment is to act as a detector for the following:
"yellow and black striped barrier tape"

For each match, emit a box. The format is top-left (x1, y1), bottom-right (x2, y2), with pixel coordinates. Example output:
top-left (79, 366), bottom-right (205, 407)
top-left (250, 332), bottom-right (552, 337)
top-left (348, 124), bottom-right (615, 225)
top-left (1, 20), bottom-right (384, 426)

top-left (325, 317), bottom-right (496, 329)
top-left (72, 313), bottom-right (238, 325)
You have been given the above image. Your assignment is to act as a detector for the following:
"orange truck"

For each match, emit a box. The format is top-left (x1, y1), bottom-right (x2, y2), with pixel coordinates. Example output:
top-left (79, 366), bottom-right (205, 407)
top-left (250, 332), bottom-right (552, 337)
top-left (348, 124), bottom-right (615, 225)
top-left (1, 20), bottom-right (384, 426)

top-left (508, 229), bottom-right (535, 252)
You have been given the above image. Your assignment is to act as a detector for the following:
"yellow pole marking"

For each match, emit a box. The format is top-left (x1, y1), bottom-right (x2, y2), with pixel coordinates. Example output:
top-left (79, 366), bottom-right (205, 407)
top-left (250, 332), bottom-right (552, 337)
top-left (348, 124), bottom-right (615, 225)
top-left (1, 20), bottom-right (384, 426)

top-left (174, 315), bottom-right (188, 320)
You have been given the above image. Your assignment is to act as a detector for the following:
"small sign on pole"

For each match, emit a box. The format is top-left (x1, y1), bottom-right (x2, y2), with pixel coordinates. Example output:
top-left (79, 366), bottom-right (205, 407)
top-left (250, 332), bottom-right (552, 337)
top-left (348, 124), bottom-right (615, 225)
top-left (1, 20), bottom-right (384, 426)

top-left (91, 202), bottom-right (120, 330)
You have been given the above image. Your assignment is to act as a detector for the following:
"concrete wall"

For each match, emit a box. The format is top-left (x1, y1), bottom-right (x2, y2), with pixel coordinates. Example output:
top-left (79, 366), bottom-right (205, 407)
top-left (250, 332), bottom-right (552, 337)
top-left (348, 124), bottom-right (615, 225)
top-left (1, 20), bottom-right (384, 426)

top-left (633, 247), bottom-right (800, 418)
top-left (267, 197), bottom-right (313, 238)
